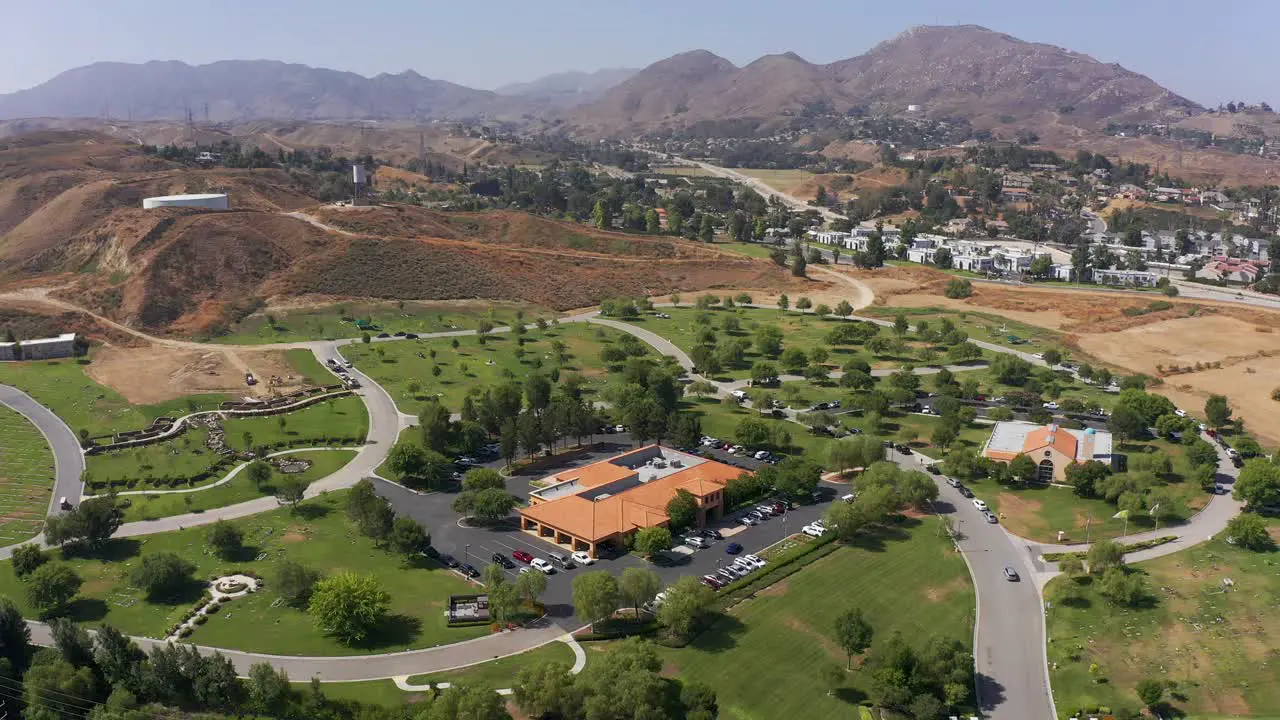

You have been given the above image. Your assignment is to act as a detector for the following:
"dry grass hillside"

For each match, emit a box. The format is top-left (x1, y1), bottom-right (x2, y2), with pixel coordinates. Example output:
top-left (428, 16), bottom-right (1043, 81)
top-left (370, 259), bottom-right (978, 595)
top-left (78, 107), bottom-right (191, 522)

top-left (0, 131), bottom-right (803, 335)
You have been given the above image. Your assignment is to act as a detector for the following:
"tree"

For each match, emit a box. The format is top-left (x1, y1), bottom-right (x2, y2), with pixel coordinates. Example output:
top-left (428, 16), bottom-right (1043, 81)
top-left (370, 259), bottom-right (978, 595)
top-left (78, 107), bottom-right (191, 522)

top-left (657, 576), bottom-right (715, 641)
top-left (514, 659), bottom-right (577, 719)
top-left (572, 571), bottom-right (620, 626)
top-left (1008, 453), bottom-right (1037, 483)
top-left (276, 474), bottom-right (307, 509)
top-left (754, 325), bottom-right (784, 357)
top-left (835, 300), bottom-right (854, 317)
top-left (275, 560), bottom-right (322, 607)
top-left (385, 441), bottom-right (431, 482)
top-left (620, 567), bottom-right (661, 617)
top-left (207, 520), bottom-right (244, 561)
top-left (0, 598), bottom-right (28, 673)
top-left (834, 606), bottom-right (873, 669)
top-left (633, 526), bottom-right (673, 557)
top-left (462, 467), bottom-right (505, 492)
top-left (1042, 348), bottom-right (1063, 366)
top-left (390, 516), bottom-right (428, 556)
top-left (24, 657), bottom-right (95, 719)
top-left (26, 563), bottom-right (81, 618)
top-left (944, 278), bottom-right (973, 299)
top-left (592, 200), bottom-right (611, 230)
top-left (131, 553), bottom-right (195, 601)
top-left (1098, 567), bottom-right (1147, 607)
top-left (308, 572), bottom-right (390, 643)
top-left (1136, 677), bottom-right (1165, 709)
top-left (44, 496), bottom-right (122, 550)
top-left (1058, 554), bottom-right (1085, 577)
top-left (776, 294), bottom-right (789, 311)
top-left (12, 544), bottom-right (47, 579)
top-left (699, 213), bottom-right (715, 242)
top-left (681, 681), bottom-right (719, 719)
top-left (1225, 512), bottom-right (1273, 551)
top-left (828, 436), bottom-right (883, 473)
top-left (1107, 403), bottom-right (1148, 443)
top-left (1205, 394), bottom-right (1232, 428)
top-left (773, 457), bottom-right (822, 500)
top-left (1186, 439), bottom-right (1220, 469)
top-left (893, 313), bottom-right (910, 336)
top-left (1234, 458), bottom-right (1280, 508)
top-left (246, 460), bottom-right (272, 490)
top-left (247, 661), bottom-right (292, 716)
top-left (514, 568), bottom-right (548, 608)
top-left (1085, 538), bottom-right (1126, 574)
top-left (454, 487), bottom-right (520, 523)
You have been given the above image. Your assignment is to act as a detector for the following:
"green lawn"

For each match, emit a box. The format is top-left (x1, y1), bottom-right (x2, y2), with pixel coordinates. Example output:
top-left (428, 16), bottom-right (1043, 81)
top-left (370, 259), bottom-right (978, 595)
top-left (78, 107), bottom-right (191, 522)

top-left (84, 395), bottom-right (367, 494)
top-left (221, 394), bottom-right (368, 452)
top-left (0, 490), bottom-right (488, 654)
top-left (966, 438), bottom-right (1209, 543)
top-left (283, 349), bottom-right (335, 386)
top-left (0, 354), bottom-right (229, 438)
top-left (1046, 522), bottom-right (1280, 719)
top-left (860, 305), bottom-right (1066, 355)
top-left (346, 323), bottom-right (622, 412)
top-left (206, 301), bottom-right (544, 345)
top-left (654, 520), bottom-right (973, 720)
top-left (121, 450), bottom-right (358, 522)
top-left (0, 405), bottom-right (55, 543)
top-left (714, 241), bottom-right (784, 260)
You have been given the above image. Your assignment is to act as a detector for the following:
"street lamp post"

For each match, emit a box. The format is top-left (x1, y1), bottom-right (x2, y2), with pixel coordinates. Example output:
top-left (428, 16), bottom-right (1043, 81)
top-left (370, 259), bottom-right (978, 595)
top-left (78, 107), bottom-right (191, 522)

top-left (464, 544), bottom-right (470, 567)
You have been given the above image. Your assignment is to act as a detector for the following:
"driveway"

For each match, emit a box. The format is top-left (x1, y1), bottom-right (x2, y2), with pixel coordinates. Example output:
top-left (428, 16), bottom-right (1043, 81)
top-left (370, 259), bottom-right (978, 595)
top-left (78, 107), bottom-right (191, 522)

top-left (0, 384), bottom-right (85, 516)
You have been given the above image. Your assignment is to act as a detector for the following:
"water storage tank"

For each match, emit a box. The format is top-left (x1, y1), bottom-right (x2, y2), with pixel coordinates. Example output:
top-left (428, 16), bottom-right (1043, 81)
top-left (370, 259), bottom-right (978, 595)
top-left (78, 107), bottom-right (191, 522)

top-left (142, 193), bottom-right (229, 210)
top-left (352, 165), bottom-right (367, 184)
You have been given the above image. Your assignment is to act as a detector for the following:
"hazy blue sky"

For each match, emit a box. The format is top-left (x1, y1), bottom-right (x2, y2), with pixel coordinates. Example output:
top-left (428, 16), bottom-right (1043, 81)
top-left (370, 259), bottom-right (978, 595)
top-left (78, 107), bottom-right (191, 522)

top-left (1, 0), bottom-right (1269, 105)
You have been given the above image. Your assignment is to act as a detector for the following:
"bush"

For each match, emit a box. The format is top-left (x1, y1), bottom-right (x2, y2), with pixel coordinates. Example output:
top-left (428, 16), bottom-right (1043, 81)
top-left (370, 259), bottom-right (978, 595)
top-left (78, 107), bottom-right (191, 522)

top-left (195, 615), bottom-right (208, 625)
top-left (944, 278), bottom-right (973, 299)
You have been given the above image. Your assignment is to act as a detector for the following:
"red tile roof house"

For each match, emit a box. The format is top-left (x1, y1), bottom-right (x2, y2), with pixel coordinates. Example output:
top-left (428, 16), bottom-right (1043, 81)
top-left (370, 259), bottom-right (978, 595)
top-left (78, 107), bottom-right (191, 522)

top-left (518, 445), bottom-right (743, 558)
top-left (1201, 256), bottom-right (1269, 283)
top-left (981, 422), bottom-right (1114, 483)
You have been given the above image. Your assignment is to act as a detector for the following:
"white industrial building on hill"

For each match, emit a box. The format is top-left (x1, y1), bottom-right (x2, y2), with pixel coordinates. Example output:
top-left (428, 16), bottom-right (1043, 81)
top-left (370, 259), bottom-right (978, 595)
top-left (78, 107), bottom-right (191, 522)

top-left (142, 193), bottom-right (229, 210)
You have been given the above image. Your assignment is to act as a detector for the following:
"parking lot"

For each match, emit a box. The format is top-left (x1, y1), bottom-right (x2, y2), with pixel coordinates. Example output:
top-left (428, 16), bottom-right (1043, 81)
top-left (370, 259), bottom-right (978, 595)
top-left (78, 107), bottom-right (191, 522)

top-left (373, 475), bottom-right (839, 627)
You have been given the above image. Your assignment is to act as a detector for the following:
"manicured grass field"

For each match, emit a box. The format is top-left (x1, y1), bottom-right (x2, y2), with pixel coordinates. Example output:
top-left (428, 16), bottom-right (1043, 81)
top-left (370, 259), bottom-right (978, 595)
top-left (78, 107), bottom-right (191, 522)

top-left (0, 490), bottom-right (488, 654)
top-left (1046, 522), bottom-right (1280, 719)
top-left (221, 394), bottom-right (368, 452)
top-left (121, 450), bottom-right (357, 522)
top-left (85, 394), bottom-right (367, 492)
top-left (406, 640), bottom-right (575, 686)
top-left (965, 438), bottom-right (1208, 543)
top-left (0, 406), bottom-right (55, 543)
top-left (654, 520), bottom-right (974, 720)
top-left (860, 305), bottom-right (1065, 354)
top-left (283, 349), bottom-right (335, 386)
top-left (346, 323), bottom-right (623, 412)
top-left (207, 301), bottom-right (542, 345)
top-left (627, 306), bottom-right (940, 381)
top-left (0, 355), bottom-right (229, 438)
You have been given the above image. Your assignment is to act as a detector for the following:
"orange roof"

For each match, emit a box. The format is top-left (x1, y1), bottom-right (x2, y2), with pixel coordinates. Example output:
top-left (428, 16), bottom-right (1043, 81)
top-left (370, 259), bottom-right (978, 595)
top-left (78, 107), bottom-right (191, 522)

top-left (520, 449), bottom-right (742, 542)
top-left (1022, 425), bottom-right (1078, 459)
top-left (549, 461), bottom-right (634, 489)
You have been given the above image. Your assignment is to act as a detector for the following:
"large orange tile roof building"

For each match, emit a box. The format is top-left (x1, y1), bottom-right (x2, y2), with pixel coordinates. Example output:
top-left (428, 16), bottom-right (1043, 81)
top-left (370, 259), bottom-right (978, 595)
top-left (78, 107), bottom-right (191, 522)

top-left (518, 445), bottom-right (742, 558)
top-left (981, 421), bottom-right (1114, 483)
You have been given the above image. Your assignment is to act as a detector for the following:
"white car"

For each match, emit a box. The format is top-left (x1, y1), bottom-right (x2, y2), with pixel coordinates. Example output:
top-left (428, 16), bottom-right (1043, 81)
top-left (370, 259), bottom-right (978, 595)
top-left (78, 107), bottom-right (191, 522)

top-left (739, 515), bottom-right (758, 526)
top-left (802, 524), bottom-right (825, 537)
top-left (731, 559), bottom-right (755, 573)
top-left (753, 450), bottom-right (770, 460)
top-left (972, 498), bottom-right (989, 512)
top-left (1042, 401), bottom-right (1058, 410)
top-left (530, 558), bottom-right (556, 574)
top-left (731, 390), bottom-right (748, 400)
top-left (571, 551), bottom-right (595, 566)
top-left (1175, 409), bottom-right (1187, 417)
top-left (741, 554), bottom-right (767, 569)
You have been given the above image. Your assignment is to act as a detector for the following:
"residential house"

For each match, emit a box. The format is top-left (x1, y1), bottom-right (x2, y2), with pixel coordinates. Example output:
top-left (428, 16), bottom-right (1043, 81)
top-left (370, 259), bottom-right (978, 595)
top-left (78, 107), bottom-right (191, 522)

top-left (1094, 269), bottom-right (1160, 287)
top-left (1200, 256), bottom-right (1268, 284)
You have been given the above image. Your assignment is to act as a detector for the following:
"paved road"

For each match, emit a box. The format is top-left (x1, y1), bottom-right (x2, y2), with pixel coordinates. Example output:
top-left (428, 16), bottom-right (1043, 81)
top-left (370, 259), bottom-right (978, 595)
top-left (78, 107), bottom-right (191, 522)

top-left (888, 448), bottom-right (1056, 720)
top-left (0, 384), bottom-right (85, 517)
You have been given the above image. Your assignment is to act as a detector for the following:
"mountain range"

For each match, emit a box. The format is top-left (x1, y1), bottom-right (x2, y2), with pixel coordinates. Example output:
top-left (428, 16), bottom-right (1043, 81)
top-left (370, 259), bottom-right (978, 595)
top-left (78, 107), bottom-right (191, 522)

top-left (0, 25), bottom-right (1204, 134)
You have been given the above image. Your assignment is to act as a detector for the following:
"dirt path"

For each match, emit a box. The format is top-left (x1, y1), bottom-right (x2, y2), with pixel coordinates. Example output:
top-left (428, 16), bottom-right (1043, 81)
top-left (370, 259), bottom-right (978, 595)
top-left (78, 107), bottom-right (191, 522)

top-left (809, 264), bottom-right (874, 310)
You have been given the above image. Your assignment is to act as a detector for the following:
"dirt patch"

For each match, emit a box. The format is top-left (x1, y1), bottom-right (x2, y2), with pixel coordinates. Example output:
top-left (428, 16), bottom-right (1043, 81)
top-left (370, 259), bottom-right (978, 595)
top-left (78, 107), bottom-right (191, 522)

top-left (923, 576), bottom-right (969, 603)
top-left (280, 529), bottom-right (308, 543)
top-left (1077, 315), bottom-right (1280, 373)
top-left (84, 344), bottom-right (312, 404)
top-left (781, 615), bottom-right (846, 664)
top-left (659, 661), bottom-right (681, 679)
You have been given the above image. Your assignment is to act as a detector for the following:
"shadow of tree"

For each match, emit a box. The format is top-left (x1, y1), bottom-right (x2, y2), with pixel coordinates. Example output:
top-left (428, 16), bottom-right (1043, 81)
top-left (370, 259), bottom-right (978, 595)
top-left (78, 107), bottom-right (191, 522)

top-left (685, 613), bottom-right (747, 653)
top-left (293, 503), bottom-right (331, 520)
top-left (65, 597), bottom-right (109, 623)
top-left (349, 613), bottom-right (423, 651)
top-left (62, 538), bottom-right (141, 562)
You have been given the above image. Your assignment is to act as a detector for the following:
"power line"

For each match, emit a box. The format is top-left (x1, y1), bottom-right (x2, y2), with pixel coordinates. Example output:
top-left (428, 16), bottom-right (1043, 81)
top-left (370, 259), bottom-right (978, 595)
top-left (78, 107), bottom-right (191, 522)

top-left (0, 675), bottom-right (95, 711)
top-left (0, 684), bottom-right (88, 720)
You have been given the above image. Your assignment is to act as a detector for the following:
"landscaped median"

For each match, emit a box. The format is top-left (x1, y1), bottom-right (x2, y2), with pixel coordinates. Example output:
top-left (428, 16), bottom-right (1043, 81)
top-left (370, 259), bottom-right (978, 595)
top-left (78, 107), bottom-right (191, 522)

top-left (1042, 535), bottom-right (1178, 563)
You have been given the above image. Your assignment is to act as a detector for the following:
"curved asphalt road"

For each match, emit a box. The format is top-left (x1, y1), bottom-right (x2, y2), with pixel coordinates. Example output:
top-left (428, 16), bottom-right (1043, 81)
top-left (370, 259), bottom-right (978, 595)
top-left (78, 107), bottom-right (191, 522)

top-left (0, 384), bottom-right (85, 517)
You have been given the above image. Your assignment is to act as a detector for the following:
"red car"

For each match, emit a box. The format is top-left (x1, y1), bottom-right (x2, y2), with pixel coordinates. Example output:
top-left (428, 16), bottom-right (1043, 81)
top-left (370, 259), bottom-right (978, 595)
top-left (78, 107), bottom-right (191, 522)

top-left (512, 550), bottom-right (534, 564)
top-left (700, 575), bottom-right (724, 590)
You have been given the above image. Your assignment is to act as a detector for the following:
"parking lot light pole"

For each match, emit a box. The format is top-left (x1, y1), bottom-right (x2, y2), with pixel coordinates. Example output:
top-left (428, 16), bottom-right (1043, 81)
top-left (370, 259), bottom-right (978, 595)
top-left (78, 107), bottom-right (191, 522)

top-left (464, 544), bottom-right (470, 567)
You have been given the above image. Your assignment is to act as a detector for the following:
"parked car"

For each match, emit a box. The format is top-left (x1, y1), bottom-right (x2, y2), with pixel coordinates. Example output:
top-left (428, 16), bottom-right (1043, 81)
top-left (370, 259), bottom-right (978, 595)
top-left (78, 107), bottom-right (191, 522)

top-left (404, 333), bottom-right (419, 340)
top-left (440, 554), bottom-right (459, 568)
top-left (491, 553), bottom-right (514, 569)
top-left (547, 552), bottom-right (575, 570)
top-left (926, 465), bottom-right (941, 475)
top-left (1175, 408), bottom-right (1188, 418)
top-left (841, 493), bottom-right (856, 503)
top-left (530, 558), bottom-right (556, 574)
top-left (972, 498), bottom-right (989, 511)
top-left (802, 524), bottom-right (825, 537)
top-left (1003, 567), bottom-right (1020, 582)
top-left (511, 550), bottom-right (534, 564)
top-left (1042, 401), bottom-right (1059, 410)
top-left (984, 511), bottom-right (999, 524)
top-left (701, 528), bottom-right (723, 540)
top-left (376, 332), bottom-right (391, 339)
top-left (957, 485), bottom-right (974, 498)
top-left (459, 563), bottom-right (480, 578)
top-left (684, 536), bottom-right (709, 549)
top-left (571, 551), bottom-right (595, 566)
top-left (769, 501), bottom-right (786, 515)
top-left (741, 554), bottom-right (767, 569)
top-left (725, 542), bottom-right (743, 555)
top-left (946, 477), bottom-right (960, 488)
top-left (739, 515), bottom-right (758, 526)
top-left (700, 575), bottom-right (725, 589)
top-left (754, 450), bottom-right (771, 460)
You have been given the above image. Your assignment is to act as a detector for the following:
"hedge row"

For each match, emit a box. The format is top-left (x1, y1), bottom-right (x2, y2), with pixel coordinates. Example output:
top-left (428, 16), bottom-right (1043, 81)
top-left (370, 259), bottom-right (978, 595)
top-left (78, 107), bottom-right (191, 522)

top-left (1042, 535), bottom-right (1178, 562)
top-left (715, 534), bottom-right (839, 610)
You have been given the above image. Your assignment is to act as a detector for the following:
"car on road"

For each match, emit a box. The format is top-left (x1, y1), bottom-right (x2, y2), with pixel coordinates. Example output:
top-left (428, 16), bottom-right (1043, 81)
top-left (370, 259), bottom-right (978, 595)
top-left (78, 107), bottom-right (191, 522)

top-left (956, 485), bottom-right (974, 498)
top-left (376, 332), bottom-right (391, 338)
top-left (926, 464), bottom-right (941, 475)
top-left (946, 477), bottom-right (960, 488)
top-left (700, 528), bottom-right (723, 540)
top-left (1215, 483), bottom-right (1226, 494)
top-left (343, 359), bottom-right (354, 368)
top-left (404, 333), bottom-right (419, 340)
top-left (983, 511), bottom-right (999, 524)
top-left (739, 515), bottom-right (758, 526)
top-left (731, 390), bottom-right (748, 400)
top-left (725, 542), bottom-right (743, 554)
top-left (1042, 401), bottom-right (1058, 410)
top-left (755, 504), bottom-right (775, 516)
top-left (440, 554), bottom-right (459, 568)
top-left (571, 551), bottom-right (595, 566)
top-left (530, 558), bottom-right (556, 574)
top-left (894, 444), bottom-right (913, 455)
top-left (511, 550), bottom-right (534, 564)
top-left (972, 498), bottom-right (989, 511)
top-left (684, 535), bottom-right (710, 549)
top-left (459, 563), bottom-right (480, 578)
top-left (1003, 566), bottom-right (1020, 582)
top-left (491, 553), bottom-right (515, 569)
